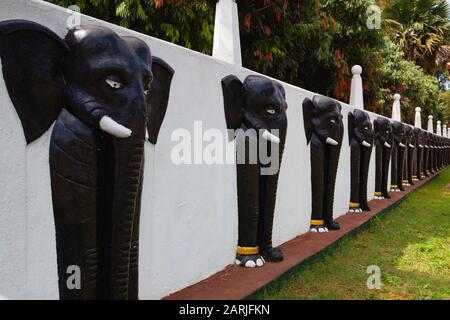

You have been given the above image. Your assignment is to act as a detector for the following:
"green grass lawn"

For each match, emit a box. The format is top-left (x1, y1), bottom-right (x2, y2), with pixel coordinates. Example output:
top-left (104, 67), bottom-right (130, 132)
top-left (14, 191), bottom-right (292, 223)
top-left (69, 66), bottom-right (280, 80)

top-left (253, 167), bottom-right (450, 300)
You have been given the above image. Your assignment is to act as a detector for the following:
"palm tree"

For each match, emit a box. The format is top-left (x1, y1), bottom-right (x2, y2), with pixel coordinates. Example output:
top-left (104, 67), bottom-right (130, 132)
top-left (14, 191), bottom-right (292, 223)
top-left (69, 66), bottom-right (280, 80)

top-left (382, 0), bottom-right (450, 75)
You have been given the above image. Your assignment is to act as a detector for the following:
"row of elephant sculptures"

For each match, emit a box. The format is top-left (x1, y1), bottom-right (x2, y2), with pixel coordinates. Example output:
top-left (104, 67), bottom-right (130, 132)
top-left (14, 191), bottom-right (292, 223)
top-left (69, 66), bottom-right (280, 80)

top-left (0, 21), bottom-right (449, 299)
top-left (223, 77), bottom-right (450, 269)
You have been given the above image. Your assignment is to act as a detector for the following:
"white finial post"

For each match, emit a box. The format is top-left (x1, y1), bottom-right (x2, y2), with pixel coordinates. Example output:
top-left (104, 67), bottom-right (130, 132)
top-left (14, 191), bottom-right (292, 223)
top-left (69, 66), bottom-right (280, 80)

top-left (212, 0), bottom-right (242, 66)
top-left (427, 115), bottom-right (434, 133)
top-left (443, 124), bottom-right (447, 138)
top-left (391, 94), bottom-right (401, 121)
top-left (414, 107), bottom-right (422, 128)
top-left (436, 120), bottom-right (442, 136)
top-left (349, 65), bottom-right (364, 109)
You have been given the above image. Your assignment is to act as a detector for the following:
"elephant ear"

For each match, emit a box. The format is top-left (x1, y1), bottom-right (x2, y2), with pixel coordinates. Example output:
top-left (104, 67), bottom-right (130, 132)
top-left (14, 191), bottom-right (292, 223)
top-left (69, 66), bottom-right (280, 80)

top-left (147, 56), bottom-right (174, 144)
top-left (302, 97), bottom-right (315, 145)
top-left (221, 75), bottom-right (245, 141)
top-left (0, 20), bottom-right (66, 144)
top-left (348, 111), bottom-right (355, 145)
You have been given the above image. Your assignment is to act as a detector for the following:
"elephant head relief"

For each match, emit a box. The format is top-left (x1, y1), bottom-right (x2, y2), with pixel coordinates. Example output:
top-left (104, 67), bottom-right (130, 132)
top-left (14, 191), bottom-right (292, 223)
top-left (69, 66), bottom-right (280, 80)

top-left (348, 109), bottom-right (374, 213)
top-left (413, 128), bottom-right (425, 180)
top-left (391, 121), bottom-right (407, 192)
top-left (221, 75), bottom-right (288, 268)
top-left (302, 96), bottom-right (343, 233)
top-left (373, 117), bottom-right (393, 199)
top-left (0, 21), bottom-right (174, 299)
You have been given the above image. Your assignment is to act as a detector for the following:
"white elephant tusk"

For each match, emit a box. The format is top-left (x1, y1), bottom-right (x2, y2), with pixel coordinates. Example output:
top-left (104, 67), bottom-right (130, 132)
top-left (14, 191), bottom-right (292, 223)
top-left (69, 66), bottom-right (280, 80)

top-left (419, 144), bottom-right (423, 148)
top-left (384, 142), bottom-right (391, 148)
top-left (399, 142), bottom-right (406, 147)
top-left (262, 130), bottom-right (280, 144)
top-left (362, 140), bottom-right (371, 148)
top-left (325, 137), bottom-right (339, 146)
top-left (99, 116), bottom-right (132, 138)
top-left (409, 144), bottom-right (414, 148)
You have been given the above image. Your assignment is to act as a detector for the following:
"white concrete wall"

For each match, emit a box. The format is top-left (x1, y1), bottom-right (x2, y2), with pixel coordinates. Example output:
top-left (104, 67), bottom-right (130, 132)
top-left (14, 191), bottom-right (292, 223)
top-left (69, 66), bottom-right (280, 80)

top-left (0, 0), bottom-right (393, 299)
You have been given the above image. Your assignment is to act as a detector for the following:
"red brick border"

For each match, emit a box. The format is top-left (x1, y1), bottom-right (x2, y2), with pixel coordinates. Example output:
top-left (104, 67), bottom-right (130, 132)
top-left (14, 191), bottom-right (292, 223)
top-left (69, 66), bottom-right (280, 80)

top-left (164, 173), bottom-right (440, 300)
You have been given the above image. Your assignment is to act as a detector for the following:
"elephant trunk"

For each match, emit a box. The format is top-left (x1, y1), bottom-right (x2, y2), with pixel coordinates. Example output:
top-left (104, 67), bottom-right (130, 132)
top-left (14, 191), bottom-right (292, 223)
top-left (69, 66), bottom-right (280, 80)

top-left (415, 146), bottom-right (421, 180)
top-left (391, 144), bottom-right (398, 190)
top-left (324, 143), bottom-right (341, 225)
top-left (381, 145), bottom-right (392, 198)
top-left (374, 142), bottom-right (382, 195)
top-left (398, 146), bottom-right (406, 191)
top-left (407, 146), bottom-right (414, 185)
top-left (258, 135), bottom-right (285, 255)
top-left (359, 144), bottom-right (372, 210)
top-left (349, 141), bottom-right (361, 207)
top-left (423, 147), bottom-right (430, 176)
top-left (107, 136), bottom-right (145, 299)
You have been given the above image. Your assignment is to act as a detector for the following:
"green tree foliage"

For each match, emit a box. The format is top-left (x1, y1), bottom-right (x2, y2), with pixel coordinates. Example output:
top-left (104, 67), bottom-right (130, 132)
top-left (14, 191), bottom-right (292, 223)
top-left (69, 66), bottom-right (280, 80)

top-left (381, 0), bottom-right (450, 75)
top-left (46, 0), bottom-right (447, 122)
top-left (47, 0), bottom-right (217, 53)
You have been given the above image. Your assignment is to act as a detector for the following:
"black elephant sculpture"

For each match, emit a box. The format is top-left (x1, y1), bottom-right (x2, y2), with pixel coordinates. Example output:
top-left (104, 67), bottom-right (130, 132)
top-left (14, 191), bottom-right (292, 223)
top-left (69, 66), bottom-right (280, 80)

top-left (423, 132), bottom-right (432, 176)
top-left (348, 109), bottom-right (374, 213)
top-left (413, 128), bottom-right (425, 180)
top-left (391, 121), bottom-right (407, 192)
top-left (0, 21), bottom-right (174, 299)
top-left (373, 117), bottom-right (393, 200)
top-left (434, 135), bottom-right (440, 171)
top-left (403, 125), bottom-right (415, 186)
top-left (302, 96), bottom-right (343, 233)
top-left (428, 133), bottom-right (436, 173)
top-left (221, 75), bottom-right (287, 268)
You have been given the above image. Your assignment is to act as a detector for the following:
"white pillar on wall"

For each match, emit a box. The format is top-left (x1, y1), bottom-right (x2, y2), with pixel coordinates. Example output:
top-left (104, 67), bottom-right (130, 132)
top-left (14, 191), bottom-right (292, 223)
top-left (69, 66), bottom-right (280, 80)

top-left (212, 0), bottom-right (242, 66)
top-left (349, 65), bottom-right (364, 109)
top-left (436, 120), bottom-right (442, 136)
top-left (448, 127), bottom-right (450, 138)
top-left (443, 124), bottom-right (447, 137)
top-left (427, 115), bottom-right (434, 133)
top-left (391, 93), bottom-right (401, 121)
top-left (414, 107), bottom-right (422, 128)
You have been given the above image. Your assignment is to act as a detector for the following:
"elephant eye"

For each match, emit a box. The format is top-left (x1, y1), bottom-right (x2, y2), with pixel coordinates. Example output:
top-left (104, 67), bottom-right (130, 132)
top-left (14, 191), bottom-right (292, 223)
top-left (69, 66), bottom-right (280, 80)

top-left (330, 119), bottom-right (336, 125)
top-left (266, 109), bottom-right (276, 115)
top-left (105, 77), bottom-right (123, 89)
top-left (144, 89), bottom-right (149, 95)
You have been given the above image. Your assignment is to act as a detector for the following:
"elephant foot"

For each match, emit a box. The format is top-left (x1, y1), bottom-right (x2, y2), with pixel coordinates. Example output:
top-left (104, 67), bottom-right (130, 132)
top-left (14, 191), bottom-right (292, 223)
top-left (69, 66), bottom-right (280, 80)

top-left (325, 220), bottom-right (341, 230)
top-left (390, 187), bottom-right (401, 192)
top-left (374, 195), bottom-right (385, 200)
top-left (235, 254), bottom-right (265, 268)
top-left (262, 247), bottom-right (284, 262)
top-left (349, 207), bottom-right (363, 213)
top-left (310, 225), bottom-right (328, 233)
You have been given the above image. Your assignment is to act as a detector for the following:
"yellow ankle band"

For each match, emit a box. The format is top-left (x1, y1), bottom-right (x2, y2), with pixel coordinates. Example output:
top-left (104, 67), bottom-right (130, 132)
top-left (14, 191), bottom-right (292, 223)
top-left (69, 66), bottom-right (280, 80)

top-left (236, 246), bottom-right (259, 255)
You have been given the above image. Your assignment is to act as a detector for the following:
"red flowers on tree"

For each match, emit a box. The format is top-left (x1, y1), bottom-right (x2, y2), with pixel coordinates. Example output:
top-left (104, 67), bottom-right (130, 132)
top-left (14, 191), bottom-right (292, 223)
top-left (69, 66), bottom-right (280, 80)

top-left (245, 13), bottom-right (252, 29)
